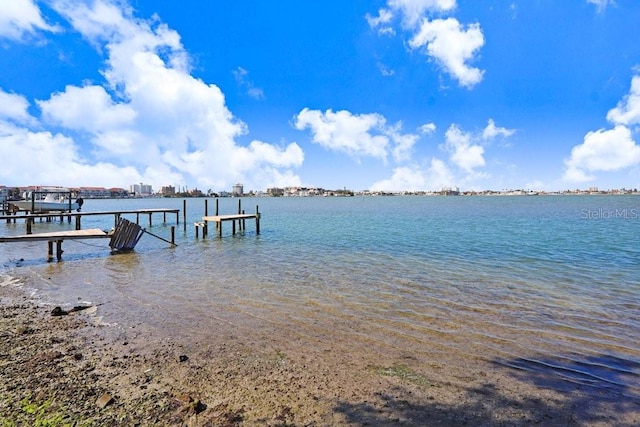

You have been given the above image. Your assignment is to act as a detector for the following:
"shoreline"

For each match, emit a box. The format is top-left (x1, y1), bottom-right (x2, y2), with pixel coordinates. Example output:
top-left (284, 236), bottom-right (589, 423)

top-left (2, 285), bottom-right (638, 426)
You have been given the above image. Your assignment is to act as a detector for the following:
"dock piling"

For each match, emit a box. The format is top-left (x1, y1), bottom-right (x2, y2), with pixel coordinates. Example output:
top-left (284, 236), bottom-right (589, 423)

top-left (183, 200), bottom-right (187, 231)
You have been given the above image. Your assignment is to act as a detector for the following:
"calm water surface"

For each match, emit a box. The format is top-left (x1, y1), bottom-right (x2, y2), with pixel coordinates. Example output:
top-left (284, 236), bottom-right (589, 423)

top-left (1, 195), bottom-right (639, 398)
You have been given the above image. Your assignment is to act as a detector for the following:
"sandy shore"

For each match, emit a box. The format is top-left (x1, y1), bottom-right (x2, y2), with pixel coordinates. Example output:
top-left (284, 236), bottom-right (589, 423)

top-left (1, 284), bottom-right (638, 426)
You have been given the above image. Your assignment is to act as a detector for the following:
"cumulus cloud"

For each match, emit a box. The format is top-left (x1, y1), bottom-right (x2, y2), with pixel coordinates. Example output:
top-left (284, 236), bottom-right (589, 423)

top-left (482, 118), bottom-right (515, 140)
top-left (367, 117), bottom-right (510, 193)
top-left (0, 0), bottom-right (303, 190)
top-left (419, 122), bottom-right (436, 134)
top-left (0, 0), bottom-right (56, 41)
top-left (39, 85), bottom-right (137, 133)
top-left (369, 158), bottom-right (456, 192)
top-left (409, 18), bottom-right (484, 89)
top-left (370, 119), bottom-right (508, 193)
top-left (388, 0), bottom-right (457, 29)
top-left (294, 109), bottom-right (389, 160)
top-left (0, 88), bottom-right (35, 125)
top-left (564, 74), bottom-right (640, 183)
top-left (564, 126), bottom-right (640, 182)
top-left (294, 108), bottom-right (419, 163)
top-left (442, 124), bottom-right (485, 172)
top-left (426, 157), bottom-right (455, 188)
top-left (367, 0), bottom-right (484, 89)
top-left (370, 166), bottom-right (426, 192)
top-left (606, 74), bottom-right (640, 126)
top-left (0, 119), bottom-right (146, 186)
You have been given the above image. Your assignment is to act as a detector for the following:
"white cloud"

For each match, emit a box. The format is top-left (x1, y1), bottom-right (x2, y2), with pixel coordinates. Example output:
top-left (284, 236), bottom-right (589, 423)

top-left (0, 0), bottom-right (56, 41)
top-left (419, 122), bottom-right (436, 134)
top-left (587, 0), bottom-right (614, 13)
top-left (388, 0), bottom-right (457, 29)
top-left (0, 119), bottom-right (145, 187)
top-left (482, 119), bottom-right (515, 140)
top-left (426, 157), bottom-right (455, 189)
top-left (38, 85), bottom-right (137, 133)
top-left (369, 157), bottom-right (456, 192)
top-left (367, 1), bottom-right (483, 89)
top-left (409, 17), bottom-right (484, 88)
top-left (564, 74), bottom-right (640, 183)
top-left (564, 125), bottom-right (640, 182)
top-left (0, 0), bottom-right (304, 191)
top-left (294, 108), bottom-right (419, 164)
top-left (294, 108), bottom-right (389, 160)
top-left (233, 67), bottom-right (265, 100)
top-left (370, 166), bottom-right (426, 192)
top-left (366, 8), bottom-right (395, 36)
top-left (442, 124), bottom-right (485, 172)
top-left (606, 74), bottom-right (640, 126)
top-left (0, 88), bottom-right (35, 125)
top-left (388, 123), bottom-right (419, 162)
top-left (376, 62), bottom-right (395, 76)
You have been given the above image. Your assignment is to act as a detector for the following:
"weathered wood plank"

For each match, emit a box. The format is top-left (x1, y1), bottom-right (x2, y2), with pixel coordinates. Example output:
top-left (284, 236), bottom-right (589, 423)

top-left (0, 229), bottom-right (108, 242)
top-left (109, 218), bottom-right (144, 251)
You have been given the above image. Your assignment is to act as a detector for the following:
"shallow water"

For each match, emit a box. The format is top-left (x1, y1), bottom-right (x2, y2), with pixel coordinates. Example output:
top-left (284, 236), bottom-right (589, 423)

top-left (1, 195), bottom-right (639, 398)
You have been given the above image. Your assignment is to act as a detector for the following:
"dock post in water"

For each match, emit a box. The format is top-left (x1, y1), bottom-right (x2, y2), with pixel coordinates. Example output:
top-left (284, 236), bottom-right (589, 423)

top-left (183, 199), bottom-right (187, 232)
top-left (256, 205), bottom-right (260, 235)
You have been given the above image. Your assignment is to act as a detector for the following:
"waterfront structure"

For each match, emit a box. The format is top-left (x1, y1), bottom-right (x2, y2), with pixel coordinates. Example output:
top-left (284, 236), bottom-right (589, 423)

top-left (232, 183), bottom-right (243, 197)
top-left (160, 185), bottom-right (176, 196)
top-left (131, 183), bottom-right (153, 197)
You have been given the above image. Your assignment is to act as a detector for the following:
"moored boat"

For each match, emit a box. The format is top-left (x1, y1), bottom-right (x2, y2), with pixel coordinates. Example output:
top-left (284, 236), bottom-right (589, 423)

top-left (9, 187), bottom-right (82, 213)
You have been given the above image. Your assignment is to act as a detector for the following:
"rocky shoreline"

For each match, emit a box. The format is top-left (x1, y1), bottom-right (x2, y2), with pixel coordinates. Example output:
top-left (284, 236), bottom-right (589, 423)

top-left (1, 285), bottom-right (638, 426)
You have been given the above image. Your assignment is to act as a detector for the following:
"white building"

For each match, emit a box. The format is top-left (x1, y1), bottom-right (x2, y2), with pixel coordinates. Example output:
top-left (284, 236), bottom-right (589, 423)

top-left (232, 183), bottom-right (243, 197)
top-left (130, 183), bottom-right (153, 196)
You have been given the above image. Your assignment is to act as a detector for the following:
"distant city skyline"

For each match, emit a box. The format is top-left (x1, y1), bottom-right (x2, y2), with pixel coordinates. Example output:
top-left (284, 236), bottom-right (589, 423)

top-left (1, 1), bottom-right (640, 193)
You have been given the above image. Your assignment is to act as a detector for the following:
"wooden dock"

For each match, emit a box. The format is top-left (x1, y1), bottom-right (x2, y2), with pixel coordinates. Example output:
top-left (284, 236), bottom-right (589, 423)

top-left (0, 217), bottom-right (157, 261)
top-left (200, 213), bottom-right (261, 237)
top-left (197, 199), bottom-right (261, 238)
top-left (1, 198), bottom-right (261, 260)
top-left (0, 208), bottom-right (180, 234)
top-left (0, 229), bottom-right (109, 261)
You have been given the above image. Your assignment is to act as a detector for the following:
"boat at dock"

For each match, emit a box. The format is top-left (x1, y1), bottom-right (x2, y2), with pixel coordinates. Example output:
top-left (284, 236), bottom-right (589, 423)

top-left (8, 187), bottom-right (82, 213)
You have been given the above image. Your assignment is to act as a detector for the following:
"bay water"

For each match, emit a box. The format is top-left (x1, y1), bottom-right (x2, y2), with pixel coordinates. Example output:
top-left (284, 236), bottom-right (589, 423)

top-left (1, 195), bottom-right (639, 399)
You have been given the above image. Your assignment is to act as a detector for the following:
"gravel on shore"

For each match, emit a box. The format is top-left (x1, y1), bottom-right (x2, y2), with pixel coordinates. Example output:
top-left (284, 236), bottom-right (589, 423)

top-left (1, 285), bottom-right (638, 426)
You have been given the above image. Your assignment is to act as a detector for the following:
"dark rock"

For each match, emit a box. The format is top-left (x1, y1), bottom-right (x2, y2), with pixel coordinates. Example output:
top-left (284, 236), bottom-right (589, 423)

top-left (51, 307), bottom-right (68, 316)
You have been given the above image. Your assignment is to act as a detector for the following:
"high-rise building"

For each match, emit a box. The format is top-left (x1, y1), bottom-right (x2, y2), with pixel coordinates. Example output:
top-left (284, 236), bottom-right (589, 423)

top-left (130, 183), bottom-right (153, 196)
top-left (232, 183), bottom-right (243, 197)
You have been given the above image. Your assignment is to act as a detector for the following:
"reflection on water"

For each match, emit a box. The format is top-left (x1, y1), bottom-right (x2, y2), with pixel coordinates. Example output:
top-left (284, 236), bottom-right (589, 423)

top-left (1, 195), bottom-right (639, 398)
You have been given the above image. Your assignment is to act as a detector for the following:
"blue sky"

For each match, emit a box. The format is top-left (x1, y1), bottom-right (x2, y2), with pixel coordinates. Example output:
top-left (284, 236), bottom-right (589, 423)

top-left (1, 0), bottom-right (640, 192)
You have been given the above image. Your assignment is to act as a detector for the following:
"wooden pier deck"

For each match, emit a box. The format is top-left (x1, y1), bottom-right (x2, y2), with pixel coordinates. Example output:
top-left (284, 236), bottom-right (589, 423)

top-left (200, 213), bottom-right (261, 237)
top-left (0, 208), bottom-right (180, 234)
top-left (0, 229), bottom-right (109, 261)
top-left (197, 198), bottom-right (261, 237)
